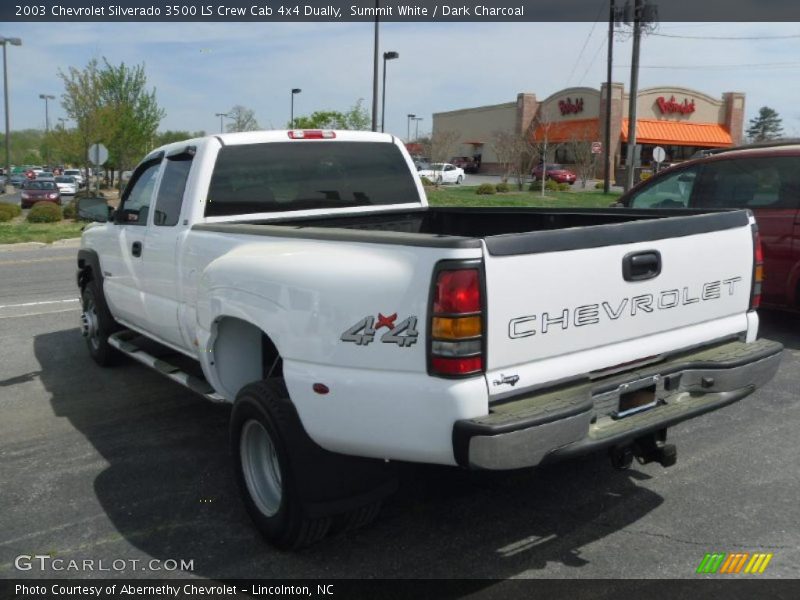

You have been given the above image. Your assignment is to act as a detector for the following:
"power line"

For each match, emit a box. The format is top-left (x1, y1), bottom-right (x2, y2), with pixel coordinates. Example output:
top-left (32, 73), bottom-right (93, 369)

top-left (651, 32), bottom-right (800, 41)
top-left (577, 35), bottom-right (608, 85)
top-left (616, 61), bottom-right (800, 70)
top-left (564, 0), bottom-right (607, 87)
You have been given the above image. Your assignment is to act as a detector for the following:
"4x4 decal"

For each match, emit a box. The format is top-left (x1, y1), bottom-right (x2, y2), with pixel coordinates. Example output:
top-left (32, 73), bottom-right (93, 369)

top-left (340, 313), bottom-right (418, 347)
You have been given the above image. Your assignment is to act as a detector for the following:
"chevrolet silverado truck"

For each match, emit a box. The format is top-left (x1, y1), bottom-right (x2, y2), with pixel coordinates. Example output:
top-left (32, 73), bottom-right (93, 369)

top-left (76, 130), bottom-right (782, 549)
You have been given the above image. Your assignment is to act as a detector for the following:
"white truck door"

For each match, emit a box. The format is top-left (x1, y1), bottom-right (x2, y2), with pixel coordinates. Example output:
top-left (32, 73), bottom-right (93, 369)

top-left (140, 148), bottom-right (195, 350)
top-left (103, 157), bottom-right (162, 326)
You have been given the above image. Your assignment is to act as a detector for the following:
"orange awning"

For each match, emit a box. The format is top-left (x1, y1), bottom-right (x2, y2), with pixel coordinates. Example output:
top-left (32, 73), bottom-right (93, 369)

top-left (621, 119), bottom-right (732, 147)
top-left (532, 118), bottom-right (599, 143)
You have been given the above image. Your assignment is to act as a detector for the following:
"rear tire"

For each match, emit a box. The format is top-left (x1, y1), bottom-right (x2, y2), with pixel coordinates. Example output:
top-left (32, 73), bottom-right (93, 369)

top-left (80, 280), bottom-right (120, 367)
top-left (456, 175), bottom-right (463, 184)
top-left (231, 379), bottom-right (332, 549)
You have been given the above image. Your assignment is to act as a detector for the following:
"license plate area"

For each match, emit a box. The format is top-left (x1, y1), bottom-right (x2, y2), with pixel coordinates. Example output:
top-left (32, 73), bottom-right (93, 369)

top-left (615, 384), bottom-right (657, 419)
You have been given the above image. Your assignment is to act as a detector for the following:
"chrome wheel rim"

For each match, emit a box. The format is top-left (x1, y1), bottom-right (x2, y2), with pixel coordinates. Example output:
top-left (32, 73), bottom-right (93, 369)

top-left (240, 419), bottom-right (283, 517)
top-left (81, 298), bottom-right (101, 351)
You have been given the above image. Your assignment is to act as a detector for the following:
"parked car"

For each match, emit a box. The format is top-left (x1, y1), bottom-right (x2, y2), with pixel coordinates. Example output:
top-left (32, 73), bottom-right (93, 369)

top-left (450, 156), bottom-right (480, 174)
top-left (20, 179), bottom-right (61, 208)
top-left (64, 169), bottom-right (86, 188)
top-left (532, 163), bottom-right (577, 184)
top-left (616, 144), bottom-right (800, 311)
top-left (37, 171), bottom-right (54, 179)
top-left (74, 130), bottom-right (780, 549)
top-left (418, 162), bottom-right (465, 184)
top-left (55, 175), bottom-right (78, 196)
top-left (9, 174), bottom-right (26, 187)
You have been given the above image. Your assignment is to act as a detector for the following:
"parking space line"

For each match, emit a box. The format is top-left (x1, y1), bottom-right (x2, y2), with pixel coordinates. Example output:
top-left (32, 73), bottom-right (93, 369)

top-left (0, 256), bottom-right (74, 266)
top-left (0, 298), bottom-right (78, 309)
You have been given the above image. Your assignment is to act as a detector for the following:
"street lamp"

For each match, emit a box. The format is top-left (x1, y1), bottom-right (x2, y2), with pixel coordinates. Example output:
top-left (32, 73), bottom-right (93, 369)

top-left (380, 51), bottom-right (399, 133)
top-left (39, 93), bottom-right (55, 166)
top-left (214, 112), bottom-right (230, 133)
top-left (406, 114), bottom-right (415, 141)
top-left (1, 36), bottom-right (22, 188)
top-left (290, 88), bottom-right (301, 128)
top-left (412, 117), bottom-right (423, 141)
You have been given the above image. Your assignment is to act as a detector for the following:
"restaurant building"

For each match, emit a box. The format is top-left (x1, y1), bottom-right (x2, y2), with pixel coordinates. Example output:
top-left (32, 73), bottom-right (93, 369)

top-left (432, 83), bottom-right (745, 179)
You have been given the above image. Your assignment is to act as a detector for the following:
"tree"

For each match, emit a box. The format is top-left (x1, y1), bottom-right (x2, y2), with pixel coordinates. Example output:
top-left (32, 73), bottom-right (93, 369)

top-left (154, 130), bottom-right (206, 146)
top-left (747, 106), bottom-right (783, 142)
top-left (289, 99), bottom-right (371, 130)
top-left (97, 59), bottom-right (165, 188)
top-left (491, 129), bottom-right (540, 191)
top-left (423, 129), bottom-right (460, 163)
top-left (59, 58), bottom-right (104, 182)
top-left (227, 105), bottom-right (259, 132)
top-left (566, 124), bottom-right (597, 188)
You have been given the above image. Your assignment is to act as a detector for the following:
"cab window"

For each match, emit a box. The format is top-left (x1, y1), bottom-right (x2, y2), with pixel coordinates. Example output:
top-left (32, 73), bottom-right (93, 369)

top-left (116, 160), bottom-right (161, 225)
top-left (153, 151), bottom-right (194, 226)
top-left (693, 156), bottom-right (800, 209)
top-left (628, 167), bottom-right (699, 209)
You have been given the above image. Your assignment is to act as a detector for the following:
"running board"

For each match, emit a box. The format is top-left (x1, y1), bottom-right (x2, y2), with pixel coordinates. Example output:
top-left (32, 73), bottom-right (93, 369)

top-left (108, 331), bottom-right (226, 402)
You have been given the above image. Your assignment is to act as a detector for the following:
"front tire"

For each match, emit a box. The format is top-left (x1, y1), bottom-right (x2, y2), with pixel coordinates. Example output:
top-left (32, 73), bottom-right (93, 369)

top-left (80, 280), bottom-right (120, 367)
top-left (231, 380), bottom-right (332, 549)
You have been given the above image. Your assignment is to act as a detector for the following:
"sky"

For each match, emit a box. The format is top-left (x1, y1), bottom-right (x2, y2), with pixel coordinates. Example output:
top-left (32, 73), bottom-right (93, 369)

top-left (4, 20), bottom-right (800, 140)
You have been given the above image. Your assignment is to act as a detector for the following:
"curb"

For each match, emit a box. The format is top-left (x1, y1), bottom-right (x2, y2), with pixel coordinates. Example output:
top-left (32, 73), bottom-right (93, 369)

top-left (0, 238), bottom-right (81, 251)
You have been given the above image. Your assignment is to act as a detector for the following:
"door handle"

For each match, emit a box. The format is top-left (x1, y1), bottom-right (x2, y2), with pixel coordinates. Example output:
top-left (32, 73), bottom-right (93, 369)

top-left (131, 241), bottom-right (143, 257)
top-left (622, 250), bottom-right (661, 281)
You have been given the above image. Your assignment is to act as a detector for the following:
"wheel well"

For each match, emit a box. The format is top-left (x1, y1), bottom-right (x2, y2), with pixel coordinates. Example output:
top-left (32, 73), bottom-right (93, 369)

top-left (77, 260), bottom-right (93, 291)
top-left (212, 317), bottom-right (283, 398)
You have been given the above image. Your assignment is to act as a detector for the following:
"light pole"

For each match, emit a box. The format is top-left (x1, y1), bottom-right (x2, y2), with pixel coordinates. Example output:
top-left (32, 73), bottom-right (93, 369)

top-left (380, 51), bottom-right (399, 133)
top-left (407, 113), bottom-right (415, 141)
top-left (371, 0), bottom-right (380, 131)
top-left (412, 117), bottom-right (423, 141)
top-left (290, 88), bottom-right (301, 128)
top-left (215, 112), bottom-right (230, 134)
top-left (1, 36), bottom-right (22, 188)
top-left (39, 93), bottom-right (55, 166)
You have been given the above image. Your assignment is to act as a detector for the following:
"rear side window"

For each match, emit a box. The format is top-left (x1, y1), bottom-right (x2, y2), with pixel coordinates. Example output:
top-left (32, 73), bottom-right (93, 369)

top-left (154, 152), bottom-right (193, 226)
top-left (205, 141), bottom-right (420, 217)
top-left (629, 167), bottom-right (699, 209)
top-left (693, 156), bottom-right (800, 210)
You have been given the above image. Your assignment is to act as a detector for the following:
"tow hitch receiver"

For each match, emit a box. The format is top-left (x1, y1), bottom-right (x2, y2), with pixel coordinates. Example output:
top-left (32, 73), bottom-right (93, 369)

top-left (610, 430), bottom-right (677, 470)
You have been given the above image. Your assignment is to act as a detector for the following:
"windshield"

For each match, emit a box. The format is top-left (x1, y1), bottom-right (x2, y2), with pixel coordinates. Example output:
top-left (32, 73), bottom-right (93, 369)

top-left (206, 141), bottom-right (420, 217)
top-left (56, 176), bottom-right (75, 183)
top-left (26, 181), bottom-right (57, 190)
top-left (64, 170), bottom-right (80, 176)
top-left (429, 163), bottom-right (445, 170)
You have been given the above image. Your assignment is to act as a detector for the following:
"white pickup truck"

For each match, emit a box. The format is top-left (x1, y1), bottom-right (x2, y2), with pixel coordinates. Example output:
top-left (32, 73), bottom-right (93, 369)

top-left (76, 130), bottom-right (782, 548)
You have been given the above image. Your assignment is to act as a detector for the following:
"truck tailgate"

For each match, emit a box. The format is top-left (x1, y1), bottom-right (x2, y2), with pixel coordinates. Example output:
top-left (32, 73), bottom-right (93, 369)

top-left (482, 211), bottom-right (755, 398)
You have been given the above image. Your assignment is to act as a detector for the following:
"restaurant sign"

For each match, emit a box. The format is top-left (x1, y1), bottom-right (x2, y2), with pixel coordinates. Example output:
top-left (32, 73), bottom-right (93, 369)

top-left (656, 96), bottom-right (696, 115)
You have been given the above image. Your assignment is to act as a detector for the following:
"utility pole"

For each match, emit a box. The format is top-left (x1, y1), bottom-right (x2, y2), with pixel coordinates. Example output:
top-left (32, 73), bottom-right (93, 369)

top-left (623, 0), bottom-right (657, 192)
top-left (39, 93), bottom-right (55, 166)
top-left (407, 113), bottom-right (415, 141)
top-left (603, 0), bottom-right (615, 194)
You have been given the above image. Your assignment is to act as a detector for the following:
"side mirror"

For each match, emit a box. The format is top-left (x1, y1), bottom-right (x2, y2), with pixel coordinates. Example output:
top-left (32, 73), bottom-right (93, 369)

top-left (77, 197), bottom-right (112, 223)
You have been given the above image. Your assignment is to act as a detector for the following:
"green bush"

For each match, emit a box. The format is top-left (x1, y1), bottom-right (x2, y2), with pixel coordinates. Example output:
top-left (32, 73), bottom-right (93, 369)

top-left (594, 180), bottom-right (605, 190)
top-left (0, 202), bottom-right (22, 217)
top-left (26, 201), bottom-right (63, 223)
top-left (63, 199), bottom-right (78, 220)
top-left (545, 179), bottom-right (560, 192)
top-left (558, 182), bottom-right (571, 192)
top-left (495, 182), bottom-right (511, 193)
top-left (476, 183), bottom-right (496, 195)
top-left (420, 176), bottom-right (434, 187)
top-left (0, 205), bottom-right (15, 222)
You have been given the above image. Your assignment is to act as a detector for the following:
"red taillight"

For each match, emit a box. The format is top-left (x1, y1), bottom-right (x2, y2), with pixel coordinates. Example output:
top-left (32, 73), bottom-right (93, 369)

top-left (434, 269), bottom-right (481, 313)
top-left (751, 229), bottom-right (763, 310)
top-left (431, 356), bottom-right (483, 376)
top-left (429, 265), bottom-right (484, 377)
top-left (287, 130), bottom-right (336, 140)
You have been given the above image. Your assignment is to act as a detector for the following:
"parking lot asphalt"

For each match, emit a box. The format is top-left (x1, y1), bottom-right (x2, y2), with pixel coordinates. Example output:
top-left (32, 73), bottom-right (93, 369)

top-left (0, 244), bottom-right (798, 580)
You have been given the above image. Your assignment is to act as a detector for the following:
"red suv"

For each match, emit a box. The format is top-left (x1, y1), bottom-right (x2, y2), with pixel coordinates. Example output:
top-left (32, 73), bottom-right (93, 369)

top-left (617, 144), bottom-right (800, 311)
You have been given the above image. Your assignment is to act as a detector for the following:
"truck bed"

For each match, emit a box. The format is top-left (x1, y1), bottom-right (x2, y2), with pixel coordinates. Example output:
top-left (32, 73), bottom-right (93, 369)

top-left (195, 207), bottom-right (749, 255)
